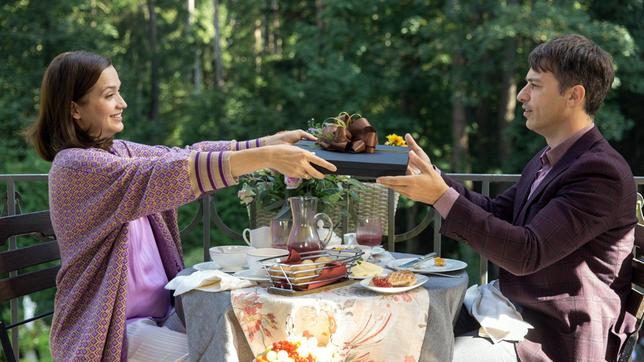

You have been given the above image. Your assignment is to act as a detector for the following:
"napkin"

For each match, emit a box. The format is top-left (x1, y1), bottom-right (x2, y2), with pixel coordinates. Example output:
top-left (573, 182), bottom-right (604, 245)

top-left (318, 227), bottom-right (342, 248)
top-left (165, 270), bottom-right (254, 296)
top-left (463, 280), bottom-right (533, 344)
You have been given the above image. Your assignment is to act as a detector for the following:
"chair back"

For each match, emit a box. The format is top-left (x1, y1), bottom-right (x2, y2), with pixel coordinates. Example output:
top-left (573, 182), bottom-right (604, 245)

top-left (636, 193), bottom-right (644, 226)
top-left (0, 211), bottom-right (59, 362)
top-left (619, 194), bottom-right (644, 362)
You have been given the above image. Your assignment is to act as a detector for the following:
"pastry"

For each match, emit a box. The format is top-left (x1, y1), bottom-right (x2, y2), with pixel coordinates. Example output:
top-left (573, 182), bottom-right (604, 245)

top-left (314, 256), bottom-right (334, 264)
top-left (387, 270), bottom-right (416, 287)
top-left (269, 264), bottom-right (291, 278)
top-left (290, 259), bottom-right (318, 283)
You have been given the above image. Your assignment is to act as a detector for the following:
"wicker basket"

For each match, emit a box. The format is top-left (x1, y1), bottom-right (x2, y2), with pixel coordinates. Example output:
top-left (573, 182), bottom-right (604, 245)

top-left (249, 182), bottom-right (399, 235)
top-left (261, 248), bottom-right (363, 292)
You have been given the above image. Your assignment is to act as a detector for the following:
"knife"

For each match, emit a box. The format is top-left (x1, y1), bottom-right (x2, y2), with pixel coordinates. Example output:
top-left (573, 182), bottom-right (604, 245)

top-left (399, 252), bottom-right (437, 268)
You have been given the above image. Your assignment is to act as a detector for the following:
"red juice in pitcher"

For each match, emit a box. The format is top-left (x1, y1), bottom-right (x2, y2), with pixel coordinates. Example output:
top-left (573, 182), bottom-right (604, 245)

top-left (287, 242), bottom-right (322, 253)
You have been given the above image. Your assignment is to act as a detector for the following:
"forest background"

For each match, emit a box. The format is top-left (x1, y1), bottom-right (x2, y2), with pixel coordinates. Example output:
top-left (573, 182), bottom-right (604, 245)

top-left (1, 0), bottom-right (643, 360)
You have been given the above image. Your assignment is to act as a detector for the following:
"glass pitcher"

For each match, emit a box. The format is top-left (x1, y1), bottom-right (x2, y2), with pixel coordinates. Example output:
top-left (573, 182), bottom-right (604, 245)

top-left (287, 196), bottom-right (333, 253)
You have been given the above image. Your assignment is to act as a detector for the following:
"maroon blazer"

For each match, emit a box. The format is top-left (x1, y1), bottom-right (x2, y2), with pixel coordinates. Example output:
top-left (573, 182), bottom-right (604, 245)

top-left (441, 127), bottom-right (637, 361)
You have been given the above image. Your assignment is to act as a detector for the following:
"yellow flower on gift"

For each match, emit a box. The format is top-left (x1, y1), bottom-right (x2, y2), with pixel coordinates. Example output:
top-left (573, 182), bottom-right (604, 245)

top-left (385, 134), bottom-right (407, 147)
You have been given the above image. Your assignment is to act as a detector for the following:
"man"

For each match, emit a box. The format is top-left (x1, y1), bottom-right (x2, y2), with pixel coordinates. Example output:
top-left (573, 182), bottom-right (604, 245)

top-left (378, 34), bottom-right (637, 361)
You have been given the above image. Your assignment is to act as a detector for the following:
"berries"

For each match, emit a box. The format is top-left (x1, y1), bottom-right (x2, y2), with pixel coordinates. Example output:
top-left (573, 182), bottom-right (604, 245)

top-left (256, 339), bottom-right (317, 362)
top-left (371, 276), bottom-right (392, 287)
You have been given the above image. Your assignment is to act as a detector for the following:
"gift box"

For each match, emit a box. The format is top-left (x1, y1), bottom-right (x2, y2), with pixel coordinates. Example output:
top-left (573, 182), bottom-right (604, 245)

top-left (296, 140), bottom-right (408, 179)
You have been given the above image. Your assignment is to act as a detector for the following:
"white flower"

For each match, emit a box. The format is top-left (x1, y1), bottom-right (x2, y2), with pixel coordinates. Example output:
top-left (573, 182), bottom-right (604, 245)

top-left (266, 350), bottom-right (278, 361)
top-left (276, 350), bottom-right (289, 361)
top-left (237, 184), bottom-right (256, 205)
top-left (285, 175), bottom-right (302, 189)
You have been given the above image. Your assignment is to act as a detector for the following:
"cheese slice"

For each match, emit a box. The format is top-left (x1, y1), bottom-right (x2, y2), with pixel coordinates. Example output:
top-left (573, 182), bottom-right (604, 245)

top-left (351, 261), bottom-right (384, 278)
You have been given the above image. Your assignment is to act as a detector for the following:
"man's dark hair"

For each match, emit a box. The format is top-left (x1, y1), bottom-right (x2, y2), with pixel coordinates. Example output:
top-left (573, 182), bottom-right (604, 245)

top-left (528, 34), bottom-right (614, 116)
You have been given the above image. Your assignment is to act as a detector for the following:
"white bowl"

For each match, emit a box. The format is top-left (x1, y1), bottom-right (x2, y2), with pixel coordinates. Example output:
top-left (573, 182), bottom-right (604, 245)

top-left (209, 245), bottom-right (254, 271)
top-left (246, 248), bottom-right (289, 275)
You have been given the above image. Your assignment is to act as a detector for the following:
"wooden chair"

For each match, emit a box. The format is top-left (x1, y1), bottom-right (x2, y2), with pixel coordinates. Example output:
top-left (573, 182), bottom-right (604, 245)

top-left (0, 211), bottom-right (59, 362)
top-left (618, 192), bottom-right (644, 362)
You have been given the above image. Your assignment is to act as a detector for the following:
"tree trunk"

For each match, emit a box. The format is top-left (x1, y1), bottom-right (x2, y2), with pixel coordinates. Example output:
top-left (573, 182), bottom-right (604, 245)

top-left (272, 0), bottom-right (281, 54)
top-left (496, 25), bottom-right (518, 166)
top-left (213, 0), bottom-right (224, 87)
top-left (147, 0), bottom-right (159, 121)
top-left (187, 0), bottom-right (202, 95)
top-left (263, 0), bottom-right (271, 54)
top-left (315, 0), bottom-right (325, 58)
top-left (451, 51), bottom-right (469, 172)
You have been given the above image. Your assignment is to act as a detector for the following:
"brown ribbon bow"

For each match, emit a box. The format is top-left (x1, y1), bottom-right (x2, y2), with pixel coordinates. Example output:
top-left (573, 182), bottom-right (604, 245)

top-left (317, 113), bottom-right (378, 154)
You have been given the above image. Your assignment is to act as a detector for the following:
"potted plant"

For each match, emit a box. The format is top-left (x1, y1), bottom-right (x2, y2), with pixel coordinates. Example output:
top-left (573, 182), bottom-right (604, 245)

top-left (237, 169), bottom-right (364, 234)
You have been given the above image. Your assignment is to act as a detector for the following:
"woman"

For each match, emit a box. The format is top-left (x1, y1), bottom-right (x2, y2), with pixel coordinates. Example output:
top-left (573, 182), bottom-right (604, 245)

top-left (25, 51), bottom-right (336, 361)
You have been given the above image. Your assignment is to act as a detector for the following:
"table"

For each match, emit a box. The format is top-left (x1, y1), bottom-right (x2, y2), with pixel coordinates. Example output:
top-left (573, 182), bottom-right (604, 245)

top-left (179, 253), bottom-right (468, 362)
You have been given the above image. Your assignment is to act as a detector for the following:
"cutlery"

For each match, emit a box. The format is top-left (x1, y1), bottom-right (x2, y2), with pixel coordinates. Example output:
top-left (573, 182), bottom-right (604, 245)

top-left (427, 272), bottom-right (461, 278)
top-left (399, 252), bottom-right (437, 268)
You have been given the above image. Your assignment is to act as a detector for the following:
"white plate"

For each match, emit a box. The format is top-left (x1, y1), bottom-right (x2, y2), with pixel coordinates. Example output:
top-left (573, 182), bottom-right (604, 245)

top-left (233, 269), bottom-right (270, 282)
top-left (387, 258), bottom-right (468, 274)
top-left (220, 266), bottom-right (247, 273)
top-left (193, 261), bottom-right (221, 271)
top-left (349, 273), bottom-right (370, 280)
top-left (359, 274), bottom-right (428, 294)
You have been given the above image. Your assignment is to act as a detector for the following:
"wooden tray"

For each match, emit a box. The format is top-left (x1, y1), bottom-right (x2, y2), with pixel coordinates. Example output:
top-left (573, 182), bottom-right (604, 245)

top-left (266, 278), bottom-right (356, 296)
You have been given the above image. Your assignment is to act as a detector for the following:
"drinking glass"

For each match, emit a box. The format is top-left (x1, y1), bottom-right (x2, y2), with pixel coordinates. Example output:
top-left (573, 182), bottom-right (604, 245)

top-left (270, 219), bottom-right (291, 249)
top-left (356, 216), bottom-right (382, 247)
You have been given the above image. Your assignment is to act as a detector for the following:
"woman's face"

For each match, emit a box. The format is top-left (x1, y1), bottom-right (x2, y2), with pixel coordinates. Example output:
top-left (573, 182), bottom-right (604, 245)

top-left (72, 65), bottom-right (127, 138)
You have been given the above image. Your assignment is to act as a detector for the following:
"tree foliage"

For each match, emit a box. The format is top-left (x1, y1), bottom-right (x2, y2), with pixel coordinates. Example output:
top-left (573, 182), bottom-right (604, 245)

top-left (1, 0), bottom-right (642, 358)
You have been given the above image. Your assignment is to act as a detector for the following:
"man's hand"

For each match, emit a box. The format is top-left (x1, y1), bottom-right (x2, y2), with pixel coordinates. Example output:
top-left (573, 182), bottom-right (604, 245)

top-left (404, 133), bottom-right (430, 175)
top-left (263, 129), bottom-right (317, 146)
top-left (377, 150), bottom-right (449, 205)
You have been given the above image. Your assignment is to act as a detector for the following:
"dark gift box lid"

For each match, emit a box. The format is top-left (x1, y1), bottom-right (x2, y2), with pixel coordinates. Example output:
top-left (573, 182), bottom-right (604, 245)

top-left (295, 140), bottom-right (409, 179)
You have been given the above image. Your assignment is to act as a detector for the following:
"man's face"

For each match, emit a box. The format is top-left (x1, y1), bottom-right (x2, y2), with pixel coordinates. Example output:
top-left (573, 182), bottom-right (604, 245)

top-left (516, 68), bottom-right (572, 138)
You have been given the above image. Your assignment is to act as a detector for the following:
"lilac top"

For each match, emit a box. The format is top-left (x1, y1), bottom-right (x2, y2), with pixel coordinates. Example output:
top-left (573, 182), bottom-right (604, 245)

top-left (124, 138), bottom-right (266, 324)
top-left (434, 125), bottom-right (595, 218)
top-left (126, 216), bottom-right (170, 322)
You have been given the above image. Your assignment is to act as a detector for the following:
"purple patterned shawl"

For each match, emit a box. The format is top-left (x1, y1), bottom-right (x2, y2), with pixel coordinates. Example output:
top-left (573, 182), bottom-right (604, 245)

top-left (48, 140), bottom-right (231, 361)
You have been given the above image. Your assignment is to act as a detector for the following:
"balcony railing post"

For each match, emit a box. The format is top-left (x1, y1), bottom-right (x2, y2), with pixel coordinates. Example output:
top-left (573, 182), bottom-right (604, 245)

top-left (202, 195), bottom-right (212, 262)
top-left (387, 188), bottom-right (396, 251)
top-left (480, 180), bottom-right (490, 285)
top-left (6, 177), bottom-right (19, 360)
top-left (433, 210), bottom-right (442, 256)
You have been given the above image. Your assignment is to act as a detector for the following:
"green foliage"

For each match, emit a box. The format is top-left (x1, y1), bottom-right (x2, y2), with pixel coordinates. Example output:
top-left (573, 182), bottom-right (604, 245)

top-left (2, 0), bottom-right (644, 358)
top-left (238, 169), bottom-right (364, 230)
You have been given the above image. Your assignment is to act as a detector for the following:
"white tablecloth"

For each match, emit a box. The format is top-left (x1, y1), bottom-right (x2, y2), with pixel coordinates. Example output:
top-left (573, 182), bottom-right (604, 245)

top-left (179, 253), bottom-right (468, 362)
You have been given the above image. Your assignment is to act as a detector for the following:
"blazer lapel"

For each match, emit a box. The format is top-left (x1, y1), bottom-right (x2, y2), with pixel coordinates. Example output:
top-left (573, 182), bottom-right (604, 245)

top-left (513, 155), bottom-right (542, 223)
top-left (517, 128), bottom-right (603, 222)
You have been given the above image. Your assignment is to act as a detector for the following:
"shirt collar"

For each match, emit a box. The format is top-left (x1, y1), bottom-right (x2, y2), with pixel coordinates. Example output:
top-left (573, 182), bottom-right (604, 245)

top-left (541, 124), bottom-right (595, 167)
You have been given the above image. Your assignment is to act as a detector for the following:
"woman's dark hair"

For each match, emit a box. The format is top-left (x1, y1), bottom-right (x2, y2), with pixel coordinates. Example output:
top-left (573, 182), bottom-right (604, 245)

top-left (528, 34), bottom-right (614, 116)
top-left (24, 51), bottom-right (113, 161)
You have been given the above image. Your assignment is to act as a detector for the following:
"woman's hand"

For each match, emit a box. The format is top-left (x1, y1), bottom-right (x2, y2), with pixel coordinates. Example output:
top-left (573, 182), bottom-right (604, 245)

top-left (229, 144), bottom-right (336, 179)
top-left (376, 150), bottom-right (448, 205)
top-left (264, 145), bottom-right (336, 179)
top-left (262, 129), bottom-right (317, 146)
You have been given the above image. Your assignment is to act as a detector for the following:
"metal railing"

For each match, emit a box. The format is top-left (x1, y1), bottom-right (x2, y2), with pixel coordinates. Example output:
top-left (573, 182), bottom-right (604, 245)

top-left (2, 173), bottom-right (644, 358)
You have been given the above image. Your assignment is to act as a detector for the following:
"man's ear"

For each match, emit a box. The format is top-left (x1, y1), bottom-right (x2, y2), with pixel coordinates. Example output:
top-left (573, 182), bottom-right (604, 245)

top-left (568, 85), bottom-right (586, 108)
top-left (71, 101), bottom-right (81, 121)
